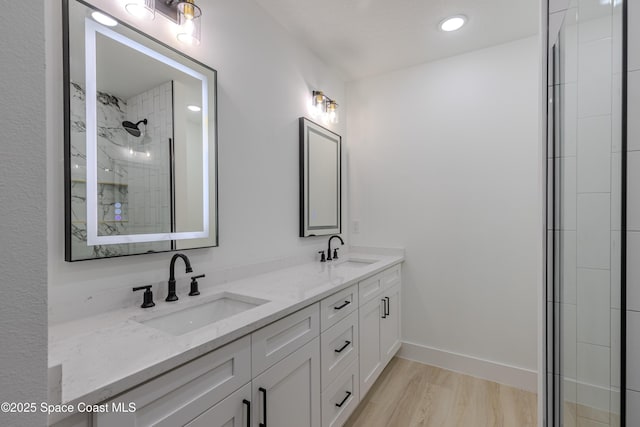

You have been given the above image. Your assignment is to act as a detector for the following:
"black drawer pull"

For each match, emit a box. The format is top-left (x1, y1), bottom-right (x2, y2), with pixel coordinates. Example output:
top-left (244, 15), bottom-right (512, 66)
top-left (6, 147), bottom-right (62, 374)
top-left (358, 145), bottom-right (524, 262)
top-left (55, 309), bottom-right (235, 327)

top-left (381, 299), bottom-right (387, 318)
top-left (385, 296), bottom-right (390, 316)
top-left (242, 399), bottom-right (251, 427)
top-left (334, 340), bottom-right (351, 353)
top-left (259, 387), bottom-right (267, 427)
top-left (335, 391), bottom-right (352, 408)
top-left (334, 300), bottom-right (351, 310)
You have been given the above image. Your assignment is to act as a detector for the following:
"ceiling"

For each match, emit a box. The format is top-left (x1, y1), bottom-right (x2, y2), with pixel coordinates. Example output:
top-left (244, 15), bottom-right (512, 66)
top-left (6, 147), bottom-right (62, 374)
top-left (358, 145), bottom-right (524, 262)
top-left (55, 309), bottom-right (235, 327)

top-left (253, 0), bottom-right (540, 80)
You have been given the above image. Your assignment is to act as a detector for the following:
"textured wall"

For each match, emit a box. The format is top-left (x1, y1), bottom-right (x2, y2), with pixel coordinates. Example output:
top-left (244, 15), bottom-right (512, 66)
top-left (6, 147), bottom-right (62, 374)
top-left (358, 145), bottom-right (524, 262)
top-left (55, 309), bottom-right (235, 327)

top-left (0, 0), bottom-right (48, 426)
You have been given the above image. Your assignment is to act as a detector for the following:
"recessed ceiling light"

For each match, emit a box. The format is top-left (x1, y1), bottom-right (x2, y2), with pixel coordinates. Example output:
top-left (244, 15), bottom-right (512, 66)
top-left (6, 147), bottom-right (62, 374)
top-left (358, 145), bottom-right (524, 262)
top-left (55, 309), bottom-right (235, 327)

top-left (187, 105), bottom-right (201, 112)
top-left (439, 15), bottom-right (467, 32)
top-left (91, 11), bottom-right (118, 27)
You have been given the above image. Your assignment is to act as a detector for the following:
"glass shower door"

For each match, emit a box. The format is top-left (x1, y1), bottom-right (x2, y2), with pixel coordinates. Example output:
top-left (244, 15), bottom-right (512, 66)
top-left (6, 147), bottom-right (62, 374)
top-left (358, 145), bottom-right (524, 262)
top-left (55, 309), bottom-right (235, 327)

top-left (547, 0), bottom-right (623, 425)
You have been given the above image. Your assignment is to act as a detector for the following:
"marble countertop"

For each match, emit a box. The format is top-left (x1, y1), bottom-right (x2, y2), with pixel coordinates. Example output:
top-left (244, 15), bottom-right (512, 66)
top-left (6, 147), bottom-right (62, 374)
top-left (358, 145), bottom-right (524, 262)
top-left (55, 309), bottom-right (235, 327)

top-left (48, 251), bottom-right (404, 412)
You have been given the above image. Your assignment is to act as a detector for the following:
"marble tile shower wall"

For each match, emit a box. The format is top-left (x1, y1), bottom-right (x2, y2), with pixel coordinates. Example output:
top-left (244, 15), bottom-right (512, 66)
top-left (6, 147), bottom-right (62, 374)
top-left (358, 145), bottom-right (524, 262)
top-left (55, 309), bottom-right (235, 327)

top-left (69, 80), bottom-right (174, 258)
top-left (70, 83), bottom-right (132, 258)
top-left (626, 0), bottom-right (640, 420)
top-left (555, 0), bottom-right (623, 424)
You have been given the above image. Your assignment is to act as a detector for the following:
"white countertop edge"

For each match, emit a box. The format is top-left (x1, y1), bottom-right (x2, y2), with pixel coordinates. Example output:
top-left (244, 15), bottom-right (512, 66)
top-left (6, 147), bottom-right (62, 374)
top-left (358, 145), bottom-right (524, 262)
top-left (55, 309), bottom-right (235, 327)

top-left (48, 251), bottom-right (404, 415)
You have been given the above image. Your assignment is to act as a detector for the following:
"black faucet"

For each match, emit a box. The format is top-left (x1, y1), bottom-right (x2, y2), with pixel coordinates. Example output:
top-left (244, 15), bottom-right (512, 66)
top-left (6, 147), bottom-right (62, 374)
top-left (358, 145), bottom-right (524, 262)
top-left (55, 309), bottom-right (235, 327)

top-left (166, 253), bottom-right (193, 302)
top-left (326, 235), bottom-right (344, 261)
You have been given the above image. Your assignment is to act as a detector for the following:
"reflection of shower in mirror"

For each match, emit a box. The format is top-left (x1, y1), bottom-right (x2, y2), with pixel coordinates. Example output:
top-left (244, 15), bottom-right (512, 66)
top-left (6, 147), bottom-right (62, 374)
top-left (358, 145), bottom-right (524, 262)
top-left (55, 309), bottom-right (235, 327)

top-left (122, 118), bottom-right (147, 137)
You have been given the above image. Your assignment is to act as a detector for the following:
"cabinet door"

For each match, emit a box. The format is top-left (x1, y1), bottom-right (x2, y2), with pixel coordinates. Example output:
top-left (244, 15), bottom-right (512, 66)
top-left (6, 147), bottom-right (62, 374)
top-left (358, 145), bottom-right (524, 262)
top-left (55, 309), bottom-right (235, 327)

top-left (252, 337), bottom-right (320, 427)
top-left (186, 383), bottom-right (251, 427)
top-left (380, 284), bottom-right (401, 364)
top-left (358, 296), bottom-right (384, 399)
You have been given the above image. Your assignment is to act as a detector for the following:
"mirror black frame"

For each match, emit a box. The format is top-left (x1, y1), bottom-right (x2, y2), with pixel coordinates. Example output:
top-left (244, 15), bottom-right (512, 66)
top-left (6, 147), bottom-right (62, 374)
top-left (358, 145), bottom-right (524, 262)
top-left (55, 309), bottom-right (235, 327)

top-left (63, 0), bottom-right (219, 261)
top-left (299, 117), bottom-right (342, 237)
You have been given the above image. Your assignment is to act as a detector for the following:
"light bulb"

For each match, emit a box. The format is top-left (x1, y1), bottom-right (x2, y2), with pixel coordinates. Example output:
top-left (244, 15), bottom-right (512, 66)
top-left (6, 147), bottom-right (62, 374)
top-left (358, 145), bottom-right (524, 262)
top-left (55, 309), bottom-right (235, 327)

top-left (91, 12), bottom-right (118, 27)
top-left (439, 15), bottom-right (466, 32)
top-left (125, 0), bottom-right (155, 20)
top-left (177, 20), bottom-right (199, 44)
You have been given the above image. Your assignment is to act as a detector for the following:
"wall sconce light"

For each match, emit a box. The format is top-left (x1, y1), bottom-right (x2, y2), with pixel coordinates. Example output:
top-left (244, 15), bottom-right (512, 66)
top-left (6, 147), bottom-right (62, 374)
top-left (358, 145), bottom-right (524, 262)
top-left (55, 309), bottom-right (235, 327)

top-left (176, 0), bottom-right (202, 45)
top-left (311, 90), bottom-right (339, 124)
top-left (123, 0), bottom-right (202, 46)
top-left (125, 0), bottom-right (155, 20)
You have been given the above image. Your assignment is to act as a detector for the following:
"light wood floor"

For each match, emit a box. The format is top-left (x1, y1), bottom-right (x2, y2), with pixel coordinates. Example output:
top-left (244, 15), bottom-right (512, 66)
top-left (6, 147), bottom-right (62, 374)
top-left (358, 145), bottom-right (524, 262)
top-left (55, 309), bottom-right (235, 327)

top-left (564, 401), bottom-right (619, 427)
top-left (345, 357), bottom-right (537, 427)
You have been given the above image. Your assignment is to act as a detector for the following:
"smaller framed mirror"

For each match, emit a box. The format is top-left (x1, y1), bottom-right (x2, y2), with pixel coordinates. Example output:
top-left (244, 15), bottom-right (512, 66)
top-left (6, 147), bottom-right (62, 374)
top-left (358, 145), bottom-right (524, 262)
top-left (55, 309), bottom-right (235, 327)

top-left (299, 117), bottom-right (341, 237)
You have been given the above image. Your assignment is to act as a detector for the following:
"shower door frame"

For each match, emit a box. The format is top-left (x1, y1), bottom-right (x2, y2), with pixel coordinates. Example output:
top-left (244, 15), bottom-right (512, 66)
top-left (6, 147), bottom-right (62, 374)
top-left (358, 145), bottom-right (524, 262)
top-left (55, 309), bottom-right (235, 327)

top-left (543, 0), bottom-right (628, 425)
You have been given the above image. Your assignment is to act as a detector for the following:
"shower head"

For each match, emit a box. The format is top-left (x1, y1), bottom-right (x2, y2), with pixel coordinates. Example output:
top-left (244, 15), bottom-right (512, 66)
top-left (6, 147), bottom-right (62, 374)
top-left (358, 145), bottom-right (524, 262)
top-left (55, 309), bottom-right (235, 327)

top-left (122, 119), bottom-right (147, 137)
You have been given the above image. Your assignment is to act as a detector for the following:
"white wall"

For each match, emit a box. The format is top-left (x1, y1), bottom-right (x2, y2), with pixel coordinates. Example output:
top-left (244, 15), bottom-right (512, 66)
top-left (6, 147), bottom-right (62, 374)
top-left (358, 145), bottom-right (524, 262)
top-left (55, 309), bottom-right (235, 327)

top-left (347, 37), bottom-right (540, 377)
top-left (47, 0), bottom-right (347, 324)
top-left (0, 1), bottom-right (48, 426)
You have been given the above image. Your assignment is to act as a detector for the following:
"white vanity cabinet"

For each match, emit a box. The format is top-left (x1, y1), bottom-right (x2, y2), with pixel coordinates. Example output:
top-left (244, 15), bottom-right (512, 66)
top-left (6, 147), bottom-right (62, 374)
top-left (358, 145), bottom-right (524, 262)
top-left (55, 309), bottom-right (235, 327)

top-left (79, 263), bottom-right (402, 427)
top-left (358, 265), bottom-right (401, 399)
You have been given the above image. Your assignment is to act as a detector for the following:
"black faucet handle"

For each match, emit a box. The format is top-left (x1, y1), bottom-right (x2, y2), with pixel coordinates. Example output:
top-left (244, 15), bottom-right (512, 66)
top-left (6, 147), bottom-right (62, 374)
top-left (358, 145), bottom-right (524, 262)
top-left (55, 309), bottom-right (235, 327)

top-left (333, 247), bottom-right (340, 259)
top-left (189, 274), bottom-right (205, 296)
top-left (318, 250), bottom-right (326, 262)
top-left (132, 285), bottom-right (155, 308)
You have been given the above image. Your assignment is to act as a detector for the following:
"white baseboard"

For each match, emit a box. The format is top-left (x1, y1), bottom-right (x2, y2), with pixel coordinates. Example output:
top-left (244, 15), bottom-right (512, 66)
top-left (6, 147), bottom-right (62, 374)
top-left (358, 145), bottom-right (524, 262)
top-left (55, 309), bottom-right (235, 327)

top-left (398, 341), bottom-right (538, 393)
top-left (562, 377), bottom-right (618, 413)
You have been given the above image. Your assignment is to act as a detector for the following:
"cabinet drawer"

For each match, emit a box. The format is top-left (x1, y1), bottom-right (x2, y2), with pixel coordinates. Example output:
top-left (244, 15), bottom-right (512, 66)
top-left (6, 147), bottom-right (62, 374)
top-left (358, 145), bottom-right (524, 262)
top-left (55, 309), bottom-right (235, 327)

top-left (358, 265), bottom-right (401, 305)
top-left (321, 311), bottom-right (358, 390)
top-left (320, 285), bottom-right (358, 332)
top-left (252, 303), bottom-right (319, 377)
top-left (94, 336), bottom-right (251, 427)
top-left (321, 360), bottom-right (359, 427)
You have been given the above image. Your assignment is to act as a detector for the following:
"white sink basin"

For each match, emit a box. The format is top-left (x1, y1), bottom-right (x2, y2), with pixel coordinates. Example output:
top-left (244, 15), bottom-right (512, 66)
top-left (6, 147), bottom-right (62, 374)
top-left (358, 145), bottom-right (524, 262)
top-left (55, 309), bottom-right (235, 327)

top-left (137, 293), bottom-right (268, 336)
top-left (333, 258), bottom-right (378, 268)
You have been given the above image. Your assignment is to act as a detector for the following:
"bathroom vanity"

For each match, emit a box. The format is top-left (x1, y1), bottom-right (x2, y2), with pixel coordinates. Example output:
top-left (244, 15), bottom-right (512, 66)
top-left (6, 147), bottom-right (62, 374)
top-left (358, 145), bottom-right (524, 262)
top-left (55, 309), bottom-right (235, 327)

top-left (49, 252), bottom-right (403, 427)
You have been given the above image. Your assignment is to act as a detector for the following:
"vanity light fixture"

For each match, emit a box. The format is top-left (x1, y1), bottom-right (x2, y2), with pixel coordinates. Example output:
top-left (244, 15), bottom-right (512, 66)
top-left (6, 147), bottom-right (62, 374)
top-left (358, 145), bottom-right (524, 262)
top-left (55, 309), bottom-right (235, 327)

top-left (176, 0), bottom-right (202, 45)
top-left (311, 90), bottom-right (339, 124)
top-left (187, 105), bottom-right (201, 112)
top-left (125, 0), bottom-right (155, 20)
top-left (91, 11), bottom-right (118, 27)
top-left (439, 15), bottom-right (467, 32)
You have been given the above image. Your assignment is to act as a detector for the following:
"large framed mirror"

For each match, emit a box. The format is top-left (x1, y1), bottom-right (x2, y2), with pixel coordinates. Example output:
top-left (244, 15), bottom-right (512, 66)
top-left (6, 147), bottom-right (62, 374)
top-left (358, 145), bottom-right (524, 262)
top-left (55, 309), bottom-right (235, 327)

top-left (64, 0), bottom-right (218, 261)
top-left (299, 117), bottom-right (341, 237)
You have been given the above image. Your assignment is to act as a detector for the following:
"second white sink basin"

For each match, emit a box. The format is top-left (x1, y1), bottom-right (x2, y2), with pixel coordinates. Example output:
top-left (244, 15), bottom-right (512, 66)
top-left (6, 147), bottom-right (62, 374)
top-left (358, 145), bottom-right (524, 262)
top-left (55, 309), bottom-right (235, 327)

top-left (138, 293), bottom-right (268, 336)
